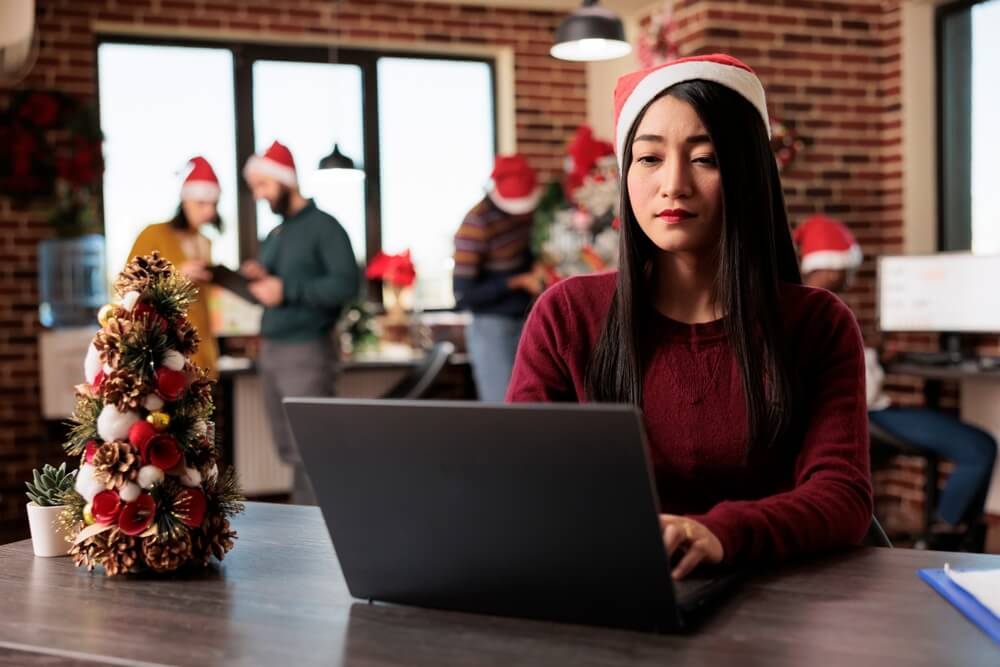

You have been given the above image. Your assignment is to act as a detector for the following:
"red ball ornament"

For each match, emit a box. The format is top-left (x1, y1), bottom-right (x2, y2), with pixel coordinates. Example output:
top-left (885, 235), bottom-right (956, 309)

top-left (128, 420), bottom-right (157, 451)
top-left (84, 439), bottom-right (99, 464)
top-left (133, 303), bottom-right (167, 333)
top-left (175, 487), bottom-right (207, 528)
top-left (155, 367), bottom-right (187, 402)
top-left (118, 493), bottom-right (156, 536)
top-left (144, 433), bottom-right (182, 471)
top-left (91, 489), bottom-right (122, 525)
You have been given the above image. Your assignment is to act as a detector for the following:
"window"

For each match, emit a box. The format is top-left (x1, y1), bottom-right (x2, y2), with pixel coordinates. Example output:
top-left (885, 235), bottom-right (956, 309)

top-left (937, 0), bottom-right (1000, 253)
top-left (97, 43), bottom-right (240, 284)
top-left (377, 57), bottom-right (495, 309)
top-left (252, 60), bottom-right (366, 262)
top-left (96, 37), bottom-right (498, 310)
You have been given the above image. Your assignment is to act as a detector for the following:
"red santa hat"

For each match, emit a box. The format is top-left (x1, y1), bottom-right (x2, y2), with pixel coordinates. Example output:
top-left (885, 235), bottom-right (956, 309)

top-left (180, 156), bottom-right (220, 203)
top-left (487, 154), bottom-right (542, 215)
top-left (242, 140), bottom-right (297, 188)
top-left (613, 54), bottom-right (770, 169)
top-left (793, 215), bottom-right (864, 276)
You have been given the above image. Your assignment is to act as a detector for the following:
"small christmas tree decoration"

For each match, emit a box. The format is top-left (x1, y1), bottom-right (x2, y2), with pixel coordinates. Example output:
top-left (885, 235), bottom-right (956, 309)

top-left (51, 252), bottom-right (243, 575)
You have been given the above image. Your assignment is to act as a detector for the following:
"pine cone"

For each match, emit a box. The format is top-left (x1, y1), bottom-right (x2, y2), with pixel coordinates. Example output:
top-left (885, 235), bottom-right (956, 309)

top-left (191, 515), bottom-right (237, 565)
top-left (92, 441), bottom-right (140, 490)
top-left (69, 531), bottom-right (111, 572)
top-left (173, 320), bottom-right (201, 357)
top-left (93, 317), bottom-right (132, 369)
top-left (102, 368), bottom-right (152, 411)
top-left (185, 372), bottom-right (215, 417)
top-left (115, 252), bottom-right (174, 296)
top-left (101, 527), bottom-right (140, 576)
top-left (141, 530), bottom-right (193, 573)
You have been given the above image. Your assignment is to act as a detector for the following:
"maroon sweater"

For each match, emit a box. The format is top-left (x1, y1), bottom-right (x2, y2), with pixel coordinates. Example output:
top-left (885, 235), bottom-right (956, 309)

top-left (506, 271), bottom-right (873, 564)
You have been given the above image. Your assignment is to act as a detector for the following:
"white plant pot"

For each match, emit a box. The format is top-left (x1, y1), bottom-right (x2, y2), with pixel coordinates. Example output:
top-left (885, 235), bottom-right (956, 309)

top-left (26, 502), bottom-right (71, 557)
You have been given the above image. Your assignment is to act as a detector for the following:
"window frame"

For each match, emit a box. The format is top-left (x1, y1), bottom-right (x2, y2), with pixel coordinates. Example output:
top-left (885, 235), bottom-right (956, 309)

top-left (95, 33), bottom-right (499, 304)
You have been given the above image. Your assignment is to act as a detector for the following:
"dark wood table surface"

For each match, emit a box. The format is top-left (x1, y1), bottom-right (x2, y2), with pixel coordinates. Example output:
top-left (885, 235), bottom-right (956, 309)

top-left (1, 502), bottom-right (998, 666)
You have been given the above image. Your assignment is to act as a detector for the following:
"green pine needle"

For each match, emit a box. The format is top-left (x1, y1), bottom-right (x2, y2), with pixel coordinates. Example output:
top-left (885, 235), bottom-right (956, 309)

top-left (207, 466), bottom-right (245, 518)
top-left (64, 395), bottom-right (102, 456)
top-left (145, 272), bottom-right (198, 322)
top-left (118, 318), bottom-right (170, 385)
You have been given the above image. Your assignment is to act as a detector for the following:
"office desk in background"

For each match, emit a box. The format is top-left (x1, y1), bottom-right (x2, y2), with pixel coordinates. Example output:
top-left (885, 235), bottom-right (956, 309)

top-left (1, 503), bottom-right (998, 666)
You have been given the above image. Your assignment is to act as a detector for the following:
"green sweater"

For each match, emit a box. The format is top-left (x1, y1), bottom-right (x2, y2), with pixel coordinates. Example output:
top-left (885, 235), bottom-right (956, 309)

top-left (259, 200), bottom-right (359, 342)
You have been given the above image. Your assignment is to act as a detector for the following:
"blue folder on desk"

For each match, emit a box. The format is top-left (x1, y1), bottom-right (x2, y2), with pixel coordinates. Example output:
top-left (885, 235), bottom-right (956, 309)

top-left (919, 568), bottom-right (1000, 646)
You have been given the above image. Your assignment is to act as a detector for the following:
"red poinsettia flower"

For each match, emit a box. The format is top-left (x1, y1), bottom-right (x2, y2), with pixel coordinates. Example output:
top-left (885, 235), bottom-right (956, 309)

top-left (144, 433), bottom-right (182, 470)
top-left (18, 93), bottom-right (61, 129)
top-left (174, 488), bottom-right (207, 528)
top-left (91, 489), bottom-right (122, 525)
top-left (155, 367), bottom-right (187, 402)
top-left (118, 493), bottom-right (156, 536)
top-left (365, 251), bottom-right (416, 288)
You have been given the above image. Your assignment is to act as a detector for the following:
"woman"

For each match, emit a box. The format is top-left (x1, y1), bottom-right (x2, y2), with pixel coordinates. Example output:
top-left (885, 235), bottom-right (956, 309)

top-left (507, 55), bottom-right (873, 579)
top-left (127, 156), bottom-right (221, 377)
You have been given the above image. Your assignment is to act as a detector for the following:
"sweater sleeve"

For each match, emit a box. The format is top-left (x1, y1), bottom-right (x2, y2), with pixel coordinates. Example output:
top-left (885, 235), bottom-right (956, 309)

top-left (453, 208), bottom-right (516, 310)
top-left (282, 221), bottom-right (359, 308)
top-left (690, 294), bottom-right (874, 564)
top-left (505, 285), bottom-right (578, 402)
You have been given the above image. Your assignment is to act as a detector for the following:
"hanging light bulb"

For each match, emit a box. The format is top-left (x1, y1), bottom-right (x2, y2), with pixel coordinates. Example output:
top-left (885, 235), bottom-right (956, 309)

top-left (551, 0), bottom-right (632, 63)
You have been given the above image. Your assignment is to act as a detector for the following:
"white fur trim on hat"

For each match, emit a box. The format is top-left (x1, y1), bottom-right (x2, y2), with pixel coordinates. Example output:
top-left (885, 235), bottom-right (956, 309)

top-left (180, 181), bottom-right (221, 203)
top-left (487, 187), bottom-right (543, 215)
top-left (800, 244), bottom-right (864, 275)
top-left (243, 155), bottom-right (297, 187)
top-left (615, 60), bottom-right (770, 168)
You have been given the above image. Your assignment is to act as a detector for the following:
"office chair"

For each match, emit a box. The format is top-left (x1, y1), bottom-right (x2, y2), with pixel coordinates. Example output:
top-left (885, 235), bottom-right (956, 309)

top-left (380, 342), bottom-right (455, 400)
top-left (869, 419), bottom-right (939, 548)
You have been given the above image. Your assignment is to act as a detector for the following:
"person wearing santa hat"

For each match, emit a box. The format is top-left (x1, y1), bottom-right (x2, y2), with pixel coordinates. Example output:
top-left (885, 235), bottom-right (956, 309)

top-left (508, 54), bottom-right (874, 579)
top-left (796, 215), bottom-right (996, 544)
top-left (242, 140), bottom-right (359, 505)
top-left (454, 154), bottom-right (547, 402)
top-left (126, 156), bottom-right (222, 376)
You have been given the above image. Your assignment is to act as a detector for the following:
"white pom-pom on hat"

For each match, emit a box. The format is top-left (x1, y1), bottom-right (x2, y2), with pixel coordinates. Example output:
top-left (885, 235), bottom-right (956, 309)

top-left (74, 463), bottom-right (105, 502)
top-left (97, 405), bottom-right (140, 442)
top-left (138, 465), bottom-right (165, 490)
top-left (161, 349), bottom-right (186, 372)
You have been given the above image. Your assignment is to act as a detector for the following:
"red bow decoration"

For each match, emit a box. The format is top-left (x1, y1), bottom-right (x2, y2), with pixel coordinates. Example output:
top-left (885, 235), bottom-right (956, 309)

top-left (365, 250), bottom-right (416, 288)
top-left (564, 125), bottom-right (614, 196)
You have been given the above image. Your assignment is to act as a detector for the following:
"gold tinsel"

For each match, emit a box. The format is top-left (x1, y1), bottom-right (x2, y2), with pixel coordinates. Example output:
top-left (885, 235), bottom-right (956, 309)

top-left (141, 531), bottom-right (193, 573)
top-left (114, 251), bottom-right (173, 296)
top-left (92, 317), bottom-right (132, 369)
top-left (192, 515), bottom-right (238, 566)
top-left (102, 368), bottom-right (152, 411)
top-left (92, 441), bottom-right (140, 490)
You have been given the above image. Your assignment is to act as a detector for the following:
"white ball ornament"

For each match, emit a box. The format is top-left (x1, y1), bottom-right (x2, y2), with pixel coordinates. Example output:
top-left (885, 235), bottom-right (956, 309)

top-left (121, 291), bottom-right (141, 312)
top-left (119, 482), bottom-right (142, 503)
top-left (179, 466), bottom-right (203, 488)
top-left (74, 463), bottom-right (104, 502)
top-left (143, 394), bottom-right (165, 412)
top-left (138, 465), bottom-right (165, 490)
top-left (96, 405), bottom-right (140, 442)
top-left (84, 342), bottom-right (101, 384)
top-left (161, 349), bottom-right (186, 372)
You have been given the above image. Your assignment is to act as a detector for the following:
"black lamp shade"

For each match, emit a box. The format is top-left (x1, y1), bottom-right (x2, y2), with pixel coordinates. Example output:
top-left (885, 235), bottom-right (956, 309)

top-left (318, 143), bottom-right (357, 171)
top-left (551, 0), bottom-right (632, 62)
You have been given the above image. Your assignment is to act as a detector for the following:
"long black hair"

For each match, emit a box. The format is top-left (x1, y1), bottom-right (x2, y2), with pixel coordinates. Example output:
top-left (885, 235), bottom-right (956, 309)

top-left (585, 80), bottom-right (802, 453)
top-left (169, 203), bottom-right (223, 232)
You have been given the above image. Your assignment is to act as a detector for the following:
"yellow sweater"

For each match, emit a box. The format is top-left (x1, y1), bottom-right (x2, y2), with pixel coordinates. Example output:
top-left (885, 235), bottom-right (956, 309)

top-left (127, 222), bottom-right (219, 377)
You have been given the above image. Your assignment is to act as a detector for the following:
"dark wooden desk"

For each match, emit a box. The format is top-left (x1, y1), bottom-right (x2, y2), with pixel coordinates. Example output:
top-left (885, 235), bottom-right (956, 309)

top-left (885, 361), bottom-right (1000, 410)
top-left (1, 503), bottom-right (997, 666)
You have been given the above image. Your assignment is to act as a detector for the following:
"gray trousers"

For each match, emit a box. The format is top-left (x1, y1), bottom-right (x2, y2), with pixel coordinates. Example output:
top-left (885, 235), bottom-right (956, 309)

top-left (259, 336), bottom-right (335, 505)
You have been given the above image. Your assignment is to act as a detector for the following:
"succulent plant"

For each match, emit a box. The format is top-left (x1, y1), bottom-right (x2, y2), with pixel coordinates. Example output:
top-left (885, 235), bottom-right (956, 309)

top-left (25, 462), bottom-right (76, 507)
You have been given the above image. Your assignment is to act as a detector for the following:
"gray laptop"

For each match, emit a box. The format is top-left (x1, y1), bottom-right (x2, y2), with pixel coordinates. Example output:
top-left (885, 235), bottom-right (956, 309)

top-left (283, 399), bottom-right (741, 632)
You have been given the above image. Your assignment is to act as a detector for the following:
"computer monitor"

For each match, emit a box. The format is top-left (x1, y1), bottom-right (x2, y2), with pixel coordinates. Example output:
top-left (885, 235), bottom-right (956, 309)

top-left (878, 253), bottom-right (1000, 333)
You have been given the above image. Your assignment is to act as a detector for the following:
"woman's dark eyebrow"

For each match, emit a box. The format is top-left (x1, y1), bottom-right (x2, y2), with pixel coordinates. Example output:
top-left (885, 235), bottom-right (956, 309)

top-left (632, 133), bottom-right (712, 144)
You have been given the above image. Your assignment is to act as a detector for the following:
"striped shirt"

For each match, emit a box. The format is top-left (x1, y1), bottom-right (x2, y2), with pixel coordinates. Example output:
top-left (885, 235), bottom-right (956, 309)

top-left (453, 196), bottom-right (534, 317)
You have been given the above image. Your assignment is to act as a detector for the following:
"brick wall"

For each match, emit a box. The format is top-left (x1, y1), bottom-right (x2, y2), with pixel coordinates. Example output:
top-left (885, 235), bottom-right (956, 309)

top-left (0, 0), bottom-right (587, 534)
top-left (636, 0), bottom-right (959, 535)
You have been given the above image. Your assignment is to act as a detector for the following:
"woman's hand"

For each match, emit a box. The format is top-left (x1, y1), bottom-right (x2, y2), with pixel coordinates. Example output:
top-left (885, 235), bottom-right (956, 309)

top-left (179, 260), bottom-right (211, 283)
top-left (240, 260), bottom-right (268, 280)
top-left (507, 272), bottom-right (546, 297)
top-left (660, 514), bottom-right (724, 580)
